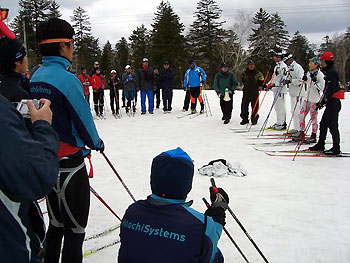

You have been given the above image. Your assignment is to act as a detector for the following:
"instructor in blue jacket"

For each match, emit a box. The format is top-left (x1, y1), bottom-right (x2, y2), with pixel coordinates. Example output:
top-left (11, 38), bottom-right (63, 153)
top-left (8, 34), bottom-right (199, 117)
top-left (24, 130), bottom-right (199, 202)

top-left (118, 147), bottom-right (226, 263)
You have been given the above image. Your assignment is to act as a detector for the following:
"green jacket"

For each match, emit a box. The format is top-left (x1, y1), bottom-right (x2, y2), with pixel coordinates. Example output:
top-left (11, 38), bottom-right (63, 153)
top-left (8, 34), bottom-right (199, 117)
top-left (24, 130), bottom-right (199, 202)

top-left (213, 71), bottom-right (237, 95)
top-left (241, 68), bottom-right (264, 97)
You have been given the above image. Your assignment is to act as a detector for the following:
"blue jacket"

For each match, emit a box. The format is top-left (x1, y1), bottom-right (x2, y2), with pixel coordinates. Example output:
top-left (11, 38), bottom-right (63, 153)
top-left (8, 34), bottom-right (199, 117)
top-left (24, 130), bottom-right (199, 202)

top-left (118, 195), bottom-right (224, 263)
top-left (30, 56), bottom-right (101, 157)
top-left (0, 94), bottom-right (59, 263)
top-left (184, 65), bottom-right (207, 88)
top-left (158, 68), bottom-right (174, 89)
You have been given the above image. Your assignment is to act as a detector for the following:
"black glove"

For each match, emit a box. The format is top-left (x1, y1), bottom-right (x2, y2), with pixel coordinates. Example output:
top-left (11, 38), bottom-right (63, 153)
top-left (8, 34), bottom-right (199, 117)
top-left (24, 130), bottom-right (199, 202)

top-left (312, 77), bottom-right (318, 83)
top-left (316, 101), bottom-right (325, 110)
top-left (205, 187), bottom-right (229, 226)
top-left (263, 84), bottom-right (268, 91)
top-left (275, 69), bottom-right (279, 76)
top-left (302, 75), bottom-right (308, 81)
top-left (97, 139), bottom-right (105, 153)
top-left (285, 79), bottom-right (291, 85)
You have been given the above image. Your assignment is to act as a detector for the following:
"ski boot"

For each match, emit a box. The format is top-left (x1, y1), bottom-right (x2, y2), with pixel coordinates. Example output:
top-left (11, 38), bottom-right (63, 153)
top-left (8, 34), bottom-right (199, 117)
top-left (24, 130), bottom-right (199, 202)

top-left (304, 133), bottom-right (317, 144)
top-left (240, 119), bottom-right (249, 125)
top-left (324, 147), bottom-right (341, 156)
top-left (308, 142), bottom-right (325, 152)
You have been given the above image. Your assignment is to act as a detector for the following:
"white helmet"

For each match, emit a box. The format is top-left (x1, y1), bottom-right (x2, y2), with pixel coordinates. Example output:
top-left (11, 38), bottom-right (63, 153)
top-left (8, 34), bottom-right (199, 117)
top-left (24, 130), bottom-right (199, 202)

top-left (125, 65), bottom-right (131, 70)
top-left (111, 70), bottom-right (117, 74)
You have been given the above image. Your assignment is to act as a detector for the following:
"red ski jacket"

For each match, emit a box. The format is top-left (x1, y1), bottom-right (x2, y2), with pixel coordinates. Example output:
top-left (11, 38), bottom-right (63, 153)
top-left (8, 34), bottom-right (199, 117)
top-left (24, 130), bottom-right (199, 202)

top-left (91, 74), bottom-right (107, 92)
top-left (78, 74), bottom-right (92, 95)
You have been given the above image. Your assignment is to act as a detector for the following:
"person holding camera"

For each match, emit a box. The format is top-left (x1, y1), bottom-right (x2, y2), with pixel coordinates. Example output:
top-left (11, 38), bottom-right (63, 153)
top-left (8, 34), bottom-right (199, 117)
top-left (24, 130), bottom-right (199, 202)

top-left (214, 62), bottom-right (237, 124)
top-left (118, 147), bottom-right (226, 263)
top-left (30, 18), bottom-right (104, 263)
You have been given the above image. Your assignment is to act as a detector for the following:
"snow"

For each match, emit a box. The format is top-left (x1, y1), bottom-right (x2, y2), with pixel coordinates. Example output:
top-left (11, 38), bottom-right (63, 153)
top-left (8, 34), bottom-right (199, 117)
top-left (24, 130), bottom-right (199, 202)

top-left (42, 89), bottom-right (350, 262)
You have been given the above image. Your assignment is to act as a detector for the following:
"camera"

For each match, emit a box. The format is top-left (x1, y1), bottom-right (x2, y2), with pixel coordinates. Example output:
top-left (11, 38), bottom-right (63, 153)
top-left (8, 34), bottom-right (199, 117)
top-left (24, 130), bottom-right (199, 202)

top-left (13, 99), bottom-right (43, 118)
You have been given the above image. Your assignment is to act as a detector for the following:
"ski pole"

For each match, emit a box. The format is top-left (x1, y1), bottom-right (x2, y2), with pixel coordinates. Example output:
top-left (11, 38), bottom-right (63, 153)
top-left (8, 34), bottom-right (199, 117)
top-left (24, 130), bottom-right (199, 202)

top-left (90, 186), bottom-right (122, 221)
top-left (210, 178), bottom-right (270, 263)
top-left (247, 66), bottom-right (272, 131)
top-left (202, 198), bottom-right (250, 263)
top-left (257, 82), bottom-right (284, 137)
top-left (254, 72), bottom-right (276, 119)
top-left (101, 152), bottom-right (136, 202)
top-left (292, 82), bottom-right (330, 161)
top-left (283, 79), bottom-right (308, 141)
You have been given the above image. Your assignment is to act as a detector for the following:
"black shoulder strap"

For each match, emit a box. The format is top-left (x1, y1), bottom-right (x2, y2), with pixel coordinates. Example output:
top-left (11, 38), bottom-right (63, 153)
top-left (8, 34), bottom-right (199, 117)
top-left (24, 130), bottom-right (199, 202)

top-left (200, 214), bottom-right (208, 256)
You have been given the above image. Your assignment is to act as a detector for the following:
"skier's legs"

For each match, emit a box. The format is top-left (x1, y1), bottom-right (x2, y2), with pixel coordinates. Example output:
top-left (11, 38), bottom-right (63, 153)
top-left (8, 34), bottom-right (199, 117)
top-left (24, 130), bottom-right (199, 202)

top-left (190, 87), bottom-right (200, 110)
top-left (251, 94), bottom-right (259, 123)
top-left (183, 90), bottom-right (190, 110)
top-left (156, 88), bottom-right (161, 108)
top-left (240, 95), bottom-right (249, 121)
top-left (310, 103), bottom-right (319, 134)
top-left (274, 93), bottom-right (286, 125)
top-left (168, 88), bottom-right (173, 111)
top-left (122, 89), bottom-right (126, 107)
top-left (290, 96), bottom-right (302, 130)
top-left (219, 97), bottom-right (225, 118)
top-left (93, 92), bottom-right (99, 115)
top-left (299, 100), bottom-right (310, 131)
top-left (140, 90), bottom-right (147, 113)
top-left (227, 95), bottom-right (233, 119)
top-left (327, 99), bottom-right (341, 151)
top-left (98, 90), bottom-right (104, 115)
top-left (110, 89), bottom-right (115, 114)
top-left (318, 104), bottom-right (329, 146)
top-left (162, 88), bottom-right (167, 111)
top-left (147, 89), bottom-right (154, 112)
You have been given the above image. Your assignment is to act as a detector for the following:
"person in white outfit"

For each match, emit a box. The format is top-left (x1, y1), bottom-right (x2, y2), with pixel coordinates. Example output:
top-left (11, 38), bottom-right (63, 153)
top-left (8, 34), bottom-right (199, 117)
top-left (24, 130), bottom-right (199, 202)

top-left (267, 50), bottom-right (288, 130)
top-left (283, 53), bottom-right (305, 134)
top-left (292, 57), bottom-right (325, 143)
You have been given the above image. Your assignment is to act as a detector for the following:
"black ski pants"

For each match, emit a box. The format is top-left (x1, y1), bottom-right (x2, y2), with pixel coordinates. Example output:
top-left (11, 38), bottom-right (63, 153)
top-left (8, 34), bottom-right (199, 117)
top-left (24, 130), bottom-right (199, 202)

top-left (110, 88), bottom-right (120, 114)
top-left (220, 95), bottom-right (233, 120)
top-left (44, 157), bottom-right (90, 263)
top-left (93, 89), bottom-right (104, 115)
top-left (162, 87), bottom-right (173, 111)
top-left (318, 98), bottom-right (341, 151)
top-left (183, 89), bottom-right (191, 111)
top-left (190, 86), bottom-right (204, 111)
top-left (240, 94), bottom-right (259, 122)
top-left (153, 87), bottom-right (161, 108)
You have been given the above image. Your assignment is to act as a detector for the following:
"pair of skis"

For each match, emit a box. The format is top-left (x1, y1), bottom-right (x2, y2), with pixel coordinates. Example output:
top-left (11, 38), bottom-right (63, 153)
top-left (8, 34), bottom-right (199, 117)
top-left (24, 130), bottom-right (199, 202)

top-left (254, 147), bottom-right (350, 158)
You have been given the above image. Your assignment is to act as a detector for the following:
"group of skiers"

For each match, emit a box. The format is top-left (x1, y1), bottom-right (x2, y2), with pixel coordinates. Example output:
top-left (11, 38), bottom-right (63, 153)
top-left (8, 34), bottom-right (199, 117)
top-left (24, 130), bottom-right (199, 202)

top-left (77, 58), bottom-right (175, 117)
top-left (0, 11), bottom-right (345, 263)
top-left (262, 50), bottom-right (344, 155)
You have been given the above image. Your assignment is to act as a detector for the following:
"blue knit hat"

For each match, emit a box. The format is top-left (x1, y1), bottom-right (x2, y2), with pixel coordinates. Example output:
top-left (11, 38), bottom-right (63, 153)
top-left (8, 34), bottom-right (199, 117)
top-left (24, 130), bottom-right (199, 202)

top-left (151, 147), bottom-right (194, 199)
top-left (309, 57), bottom-right (321, 65)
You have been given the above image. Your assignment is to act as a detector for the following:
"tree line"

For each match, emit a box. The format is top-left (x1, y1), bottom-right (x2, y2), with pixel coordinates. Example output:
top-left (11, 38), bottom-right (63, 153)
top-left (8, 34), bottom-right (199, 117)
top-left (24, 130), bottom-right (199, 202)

top-left (10, 0), bottom-right (350, 88)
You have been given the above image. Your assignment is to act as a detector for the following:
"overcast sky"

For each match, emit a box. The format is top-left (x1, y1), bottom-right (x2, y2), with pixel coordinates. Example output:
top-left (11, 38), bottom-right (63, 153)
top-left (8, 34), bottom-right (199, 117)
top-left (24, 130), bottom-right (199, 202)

top-left (2, 0), bottom-right (349, 46)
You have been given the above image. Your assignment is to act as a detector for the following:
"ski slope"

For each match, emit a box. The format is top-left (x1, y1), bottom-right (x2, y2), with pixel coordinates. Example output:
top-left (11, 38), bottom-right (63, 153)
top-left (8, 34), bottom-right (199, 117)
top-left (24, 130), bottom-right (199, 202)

top-left (42, 89), bottom-right (350, 263)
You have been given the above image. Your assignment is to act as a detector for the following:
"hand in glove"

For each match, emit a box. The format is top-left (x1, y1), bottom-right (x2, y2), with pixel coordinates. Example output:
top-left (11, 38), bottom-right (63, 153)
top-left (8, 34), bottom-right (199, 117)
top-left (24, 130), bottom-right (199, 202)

top-left (97, 139), bottom-right (105, 153)
top-left (217, 92), bottom-right (221, 98)
top-left (285, 79), bottom-right (291, 85)
top-left (312, 77), bottom-right (318, 83)
top-left (275, 69), bottom-right (279, 76)
top-left (302, 75), bottom-right (308, 82)
top-left (205, 187), bottom-right (229, 226)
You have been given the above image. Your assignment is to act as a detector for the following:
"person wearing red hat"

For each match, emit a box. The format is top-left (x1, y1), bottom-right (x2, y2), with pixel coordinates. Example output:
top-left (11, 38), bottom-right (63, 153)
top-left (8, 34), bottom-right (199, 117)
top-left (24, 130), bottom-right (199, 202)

top-left (309, 51), bottom-right (344, 155)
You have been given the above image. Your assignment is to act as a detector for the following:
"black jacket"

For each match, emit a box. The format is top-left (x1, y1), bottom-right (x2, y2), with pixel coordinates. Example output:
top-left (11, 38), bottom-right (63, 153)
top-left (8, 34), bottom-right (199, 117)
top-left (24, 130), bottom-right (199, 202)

top-left (0, 94), bottom-right (59, 263)
top-left (321, 63), bottom-right (341, 103)
top-left (0, 72), bottom-right (29, 102)
top-left (158, 68), bottom-right (174, 89)
top-left (136, 67), bottom-right (154, 91)
top-left (241, 68), bottom-right (264, 97)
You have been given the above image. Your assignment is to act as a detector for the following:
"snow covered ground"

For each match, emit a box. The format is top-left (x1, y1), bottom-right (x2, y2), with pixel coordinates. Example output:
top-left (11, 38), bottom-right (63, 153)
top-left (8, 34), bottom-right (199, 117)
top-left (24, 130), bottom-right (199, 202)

top-left (42, 89), bottom-right (350, 263)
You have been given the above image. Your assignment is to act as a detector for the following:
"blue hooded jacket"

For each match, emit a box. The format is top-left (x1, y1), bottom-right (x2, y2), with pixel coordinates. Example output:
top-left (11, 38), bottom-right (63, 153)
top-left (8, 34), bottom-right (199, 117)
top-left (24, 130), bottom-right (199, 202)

top-left (30, 56), bottom-right (101, 157)
top-left (184, 65), bottom-right (207, 89)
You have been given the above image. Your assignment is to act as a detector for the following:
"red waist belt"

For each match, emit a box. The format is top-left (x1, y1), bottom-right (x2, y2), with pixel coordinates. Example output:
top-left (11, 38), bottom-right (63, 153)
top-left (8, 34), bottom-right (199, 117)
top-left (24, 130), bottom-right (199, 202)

top-left (332, 90), bottom-right (345, 99)
top-left (58, 141), bottom-right (94, 178)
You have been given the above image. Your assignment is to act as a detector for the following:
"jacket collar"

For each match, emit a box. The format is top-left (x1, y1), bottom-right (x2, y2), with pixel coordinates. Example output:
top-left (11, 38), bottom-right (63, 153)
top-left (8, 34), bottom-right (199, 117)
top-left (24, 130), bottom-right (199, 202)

top-left (0, 71), bottom-right (22, 81)
top-left (42, 56), bottom-right (72, 71)
top-left (148, 194), bottom-right (193, 207)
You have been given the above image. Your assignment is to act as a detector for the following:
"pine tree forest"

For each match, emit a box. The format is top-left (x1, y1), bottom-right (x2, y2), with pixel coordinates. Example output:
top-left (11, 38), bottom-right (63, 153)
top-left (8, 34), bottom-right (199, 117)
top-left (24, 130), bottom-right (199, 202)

top-left (8, 0), bottom-right (350, 88)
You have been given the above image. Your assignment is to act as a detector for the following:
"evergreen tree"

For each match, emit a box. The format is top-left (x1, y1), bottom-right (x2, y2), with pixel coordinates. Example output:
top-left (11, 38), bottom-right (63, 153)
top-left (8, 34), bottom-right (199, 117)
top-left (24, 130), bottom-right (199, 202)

top-left (70, 6), bottom-right (100, 72)
top-left (48, 0), bottom-right (61, 18)
top-left (270, 13), bottom-right (289, 51)
top-left (248, 8), bottom-right (274, 74)
top-left (288, 31), bottom-right (314, 70)
top-left (129, 24), bottom-right (150, 69)
top-left (100, 41), bottom-right (114, 76)
top-left (150, 1), bottom-right (186, 86)
top-left (187, 0), bottom-right (226, 85)
top-left (11, 0), bottom-right (53, 66)
top-left (114, 37), bottom-right (130, 73)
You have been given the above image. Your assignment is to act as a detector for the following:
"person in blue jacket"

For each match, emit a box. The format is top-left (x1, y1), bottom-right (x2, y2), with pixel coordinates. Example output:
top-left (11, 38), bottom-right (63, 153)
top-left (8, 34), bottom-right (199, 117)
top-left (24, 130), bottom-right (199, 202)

top-left (118, 147), bottom-right (227, 263)
top-left (0, 94), bottom-right (60, 263)
top-left (184, 60), bottom-right (207, 114)
top-left (30, 18), bottom-right (104, 263)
